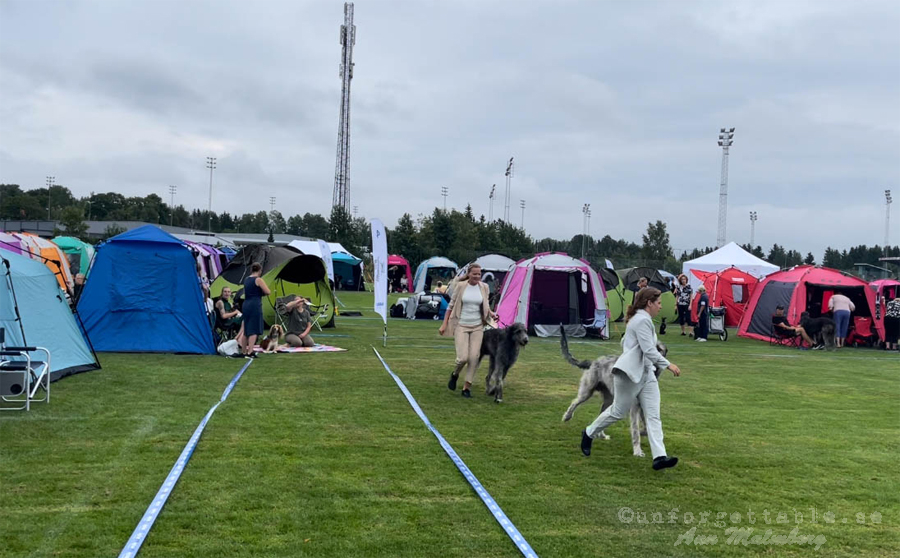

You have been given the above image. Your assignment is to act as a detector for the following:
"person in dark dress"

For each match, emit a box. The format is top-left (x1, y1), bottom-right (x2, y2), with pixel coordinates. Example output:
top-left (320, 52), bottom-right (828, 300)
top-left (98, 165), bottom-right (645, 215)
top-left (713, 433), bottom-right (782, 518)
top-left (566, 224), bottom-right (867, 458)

top-left (694, 285), bottom-right (709, 342)
top-left (240, 262), bottom-right (270, 357)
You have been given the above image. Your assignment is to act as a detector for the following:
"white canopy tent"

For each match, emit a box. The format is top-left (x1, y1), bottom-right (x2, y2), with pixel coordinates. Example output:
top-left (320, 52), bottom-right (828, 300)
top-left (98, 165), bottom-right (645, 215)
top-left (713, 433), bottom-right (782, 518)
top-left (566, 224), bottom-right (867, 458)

top-left (681, 242), bottom-right (779, 289)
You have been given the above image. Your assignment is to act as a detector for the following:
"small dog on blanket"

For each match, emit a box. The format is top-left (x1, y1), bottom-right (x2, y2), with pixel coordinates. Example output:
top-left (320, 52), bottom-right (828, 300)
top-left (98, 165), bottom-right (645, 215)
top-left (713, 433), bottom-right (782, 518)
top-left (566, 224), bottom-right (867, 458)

top-left (559, 327), bottom-right (667, 457)
top-left (479, 323), bottom-right (529, 403)
top-left (800, 312), bottom-right (836, 350)
top-left (260, 324), bottom-right (285, 353)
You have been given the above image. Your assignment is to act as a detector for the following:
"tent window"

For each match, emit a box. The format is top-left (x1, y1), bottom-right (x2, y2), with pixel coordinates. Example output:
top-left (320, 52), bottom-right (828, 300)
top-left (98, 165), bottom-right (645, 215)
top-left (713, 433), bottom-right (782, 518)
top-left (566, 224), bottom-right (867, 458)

top-left (732, 284), bottom-right (744, 304)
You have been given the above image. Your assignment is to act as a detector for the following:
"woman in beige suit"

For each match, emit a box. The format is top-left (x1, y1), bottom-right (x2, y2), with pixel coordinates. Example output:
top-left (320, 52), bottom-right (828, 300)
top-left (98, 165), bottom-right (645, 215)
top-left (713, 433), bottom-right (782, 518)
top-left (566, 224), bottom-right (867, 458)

top-left (439, 264), bottom-right (497, 398)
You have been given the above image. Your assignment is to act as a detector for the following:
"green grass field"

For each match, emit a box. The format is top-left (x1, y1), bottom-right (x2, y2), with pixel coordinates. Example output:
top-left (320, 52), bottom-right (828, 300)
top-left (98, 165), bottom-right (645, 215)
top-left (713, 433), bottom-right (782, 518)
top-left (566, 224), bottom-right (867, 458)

top-left (2, 291), bottom-right (898, 558)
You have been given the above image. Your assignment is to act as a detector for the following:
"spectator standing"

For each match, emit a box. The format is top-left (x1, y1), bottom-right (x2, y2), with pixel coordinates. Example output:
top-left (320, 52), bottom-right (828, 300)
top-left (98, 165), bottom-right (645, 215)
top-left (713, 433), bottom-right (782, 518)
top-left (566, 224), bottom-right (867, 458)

top-left (241, 263), bottom-right (271, 357)
top-left (674, 274), bottom-right (693, 336)
top-left (828, 293), bottom-right (855, 348)
top-left (694, 285), bottom-right (709, 342)
top-left (884, 295), bottom-right (900, 351)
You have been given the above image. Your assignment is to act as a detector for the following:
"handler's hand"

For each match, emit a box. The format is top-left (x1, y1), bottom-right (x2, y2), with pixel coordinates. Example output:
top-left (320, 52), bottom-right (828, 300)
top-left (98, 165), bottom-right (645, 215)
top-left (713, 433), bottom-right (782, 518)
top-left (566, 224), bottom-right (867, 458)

top-left (439, 325), bottom-right (446, 336)
top-left (668, 363), bottom-right (681, 377)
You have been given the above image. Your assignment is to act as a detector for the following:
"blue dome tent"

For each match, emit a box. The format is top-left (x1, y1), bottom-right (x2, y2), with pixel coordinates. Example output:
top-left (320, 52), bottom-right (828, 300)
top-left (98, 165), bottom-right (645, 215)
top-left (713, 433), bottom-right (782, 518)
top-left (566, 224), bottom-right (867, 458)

top-left (77, 225), bottom-right (215, 354)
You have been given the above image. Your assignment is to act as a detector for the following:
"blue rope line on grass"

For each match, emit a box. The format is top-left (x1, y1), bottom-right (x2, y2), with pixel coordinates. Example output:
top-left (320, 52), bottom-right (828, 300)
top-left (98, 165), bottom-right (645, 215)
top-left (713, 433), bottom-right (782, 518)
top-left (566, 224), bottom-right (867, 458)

top-left (372, 348), bottom-right (538, 558)
top-left (118, 359), bottom-right (253, 558)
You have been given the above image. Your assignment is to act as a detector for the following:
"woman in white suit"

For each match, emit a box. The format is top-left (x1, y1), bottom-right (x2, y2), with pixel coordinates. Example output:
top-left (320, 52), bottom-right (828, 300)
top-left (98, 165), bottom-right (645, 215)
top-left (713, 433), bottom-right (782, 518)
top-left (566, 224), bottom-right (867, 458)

top-left (581, 287), bottom-right (682, 470)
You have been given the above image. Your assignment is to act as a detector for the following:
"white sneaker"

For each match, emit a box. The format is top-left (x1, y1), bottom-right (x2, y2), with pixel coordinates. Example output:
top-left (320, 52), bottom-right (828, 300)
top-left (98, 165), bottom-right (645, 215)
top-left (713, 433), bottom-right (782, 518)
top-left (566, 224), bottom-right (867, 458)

top-left (696, 338), bottom-right (707, 342)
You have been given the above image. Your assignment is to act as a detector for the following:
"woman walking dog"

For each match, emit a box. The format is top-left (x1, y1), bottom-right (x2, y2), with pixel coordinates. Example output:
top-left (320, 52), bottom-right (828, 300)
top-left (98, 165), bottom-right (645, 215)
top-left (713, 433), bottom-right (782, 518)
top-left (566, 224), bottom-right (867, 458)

top-left (580, 288), bottom-right (682, 470)
top-left (439, 263), bottom-right (497, 398)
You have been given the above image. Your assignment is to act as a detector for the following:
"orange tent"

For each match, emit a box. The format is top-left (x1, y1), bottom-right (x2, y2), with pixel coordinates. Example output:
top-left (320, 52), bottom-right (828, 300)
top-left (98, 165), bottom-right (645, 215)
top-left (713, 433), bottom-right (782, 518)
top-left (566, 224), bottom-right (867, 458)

top-left (16, 233), bottom-right (74, 294)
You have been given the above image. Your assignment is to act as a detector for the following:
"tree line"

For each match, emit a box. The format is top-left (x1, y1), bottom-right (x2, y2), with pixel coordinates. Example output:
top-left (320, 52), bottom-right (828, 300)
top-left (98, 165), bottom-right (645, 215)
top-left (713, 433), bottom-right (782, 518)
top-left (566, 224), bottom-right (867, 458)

top-left (1, 183), bottom-right (897, 274)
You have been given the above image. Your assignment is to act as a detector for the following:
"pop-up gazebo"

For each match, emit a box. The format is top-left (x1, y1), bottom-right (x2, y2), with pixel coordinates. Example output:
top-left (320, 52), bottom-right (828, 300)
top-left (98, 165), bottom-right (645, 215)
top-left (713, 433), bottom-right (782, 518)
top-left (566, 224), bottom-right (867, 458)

top-left (682, 242), bottom-right (778, 289)
top-left (388, 255), bottom-right (413, 293)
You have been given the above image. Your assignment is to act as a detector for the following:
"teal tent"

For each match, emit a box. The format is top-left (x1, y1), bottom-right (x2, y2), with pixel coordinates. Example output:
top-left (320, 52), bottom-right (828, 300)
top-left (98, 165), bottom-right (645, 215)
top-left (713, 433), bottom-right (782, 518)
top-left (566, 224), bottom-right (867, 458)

top-left (332, 251), bottom-right (363, 290)
top-left (52, 236), bottom-right (96, 276)
top-left (1, 251), bottom-right (99, 381)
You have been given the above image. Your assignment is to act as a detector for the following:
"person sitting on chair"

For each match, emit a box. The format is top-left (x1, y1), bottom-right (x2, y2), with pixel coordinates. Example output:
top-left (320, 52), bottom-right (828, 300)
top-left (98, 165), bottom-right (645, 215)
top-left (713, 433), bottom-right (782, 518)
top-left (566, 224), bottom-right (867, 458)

top-left (772, 305), bottom-right (817, 348)
top-left (279, 295), bottom-right (315, 348)
top-left (215, 287), bottom-right (242, 332)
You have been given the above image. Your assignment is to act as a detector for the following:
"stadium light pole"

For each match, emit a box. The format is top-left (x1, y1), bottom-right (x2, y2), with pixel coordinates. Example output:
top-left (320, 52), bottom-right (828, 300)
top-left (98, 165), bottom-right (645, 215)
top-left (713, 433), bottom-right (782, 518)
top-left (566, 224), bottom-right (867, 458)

top-left (488, 184), bottom-right (496, 222)
top-left (581, 203), bottom-right (590, 258)
top-left (87, 191), bottom-right (94, 221)
top-left (520, 199), bottom-right (525, 229)
top-left (206, 156), bottom-right (216, 232)
top-left (504, 157), bottom-right (514, 222)
top-left (441, 186), bottom-right (448, 211)
top-left (169, 185), bottom-right (177, 226)
top-left (716, 127), bottom-right (735, 248)
top-left (886, 190), bottom-right (893, 252)
top-left (46, 176), bottom-right (55, 220)
top-left (749, 211), bottom-right (758, 247)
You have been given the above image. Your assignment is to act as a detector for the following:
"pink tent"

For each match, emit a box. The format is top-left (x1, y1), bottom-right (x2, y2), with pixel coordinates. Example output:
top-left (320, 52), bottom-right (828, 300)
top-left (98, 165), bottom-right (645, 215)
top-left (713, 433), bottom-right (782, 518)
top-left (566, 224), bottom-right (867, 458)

top-left (388, 255), bottom-right (413, 293)
top-left (0, 232), bottom-right (26, 256)
top-left (496, 252), bottom-right (608, 338)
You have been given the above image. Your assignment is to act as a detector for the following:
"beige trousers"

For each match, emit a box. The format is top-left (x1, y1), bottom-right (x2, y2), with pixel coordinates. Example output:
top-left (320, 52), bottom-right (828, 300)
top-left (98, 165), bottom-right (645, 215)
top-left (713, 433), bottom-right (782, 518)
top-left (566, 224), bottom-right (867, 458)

top-left (285, 333), bottom-right (315, 347)
top-left (453, 323), bottom-right (484, 385)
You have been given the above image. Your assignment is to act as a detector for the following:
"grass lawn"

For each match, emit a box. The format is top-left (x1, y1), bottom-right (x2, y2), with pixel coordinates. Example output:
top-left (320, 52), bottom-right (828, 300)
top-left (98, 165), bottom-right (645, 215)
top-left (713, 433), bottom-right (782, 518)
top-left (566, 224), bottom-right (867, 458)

top-left (2, 291), bottom-right (898, 557)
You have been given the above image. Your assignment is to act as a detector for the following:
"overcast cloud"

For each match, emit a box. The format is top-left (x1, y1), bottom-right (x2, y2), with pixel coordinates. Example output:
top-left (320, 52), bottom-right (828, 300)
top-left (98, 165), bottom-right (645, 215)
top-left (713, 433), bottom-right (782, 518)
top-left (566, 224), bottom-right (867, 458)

top-left (1, 0), bottom-right (898, 258)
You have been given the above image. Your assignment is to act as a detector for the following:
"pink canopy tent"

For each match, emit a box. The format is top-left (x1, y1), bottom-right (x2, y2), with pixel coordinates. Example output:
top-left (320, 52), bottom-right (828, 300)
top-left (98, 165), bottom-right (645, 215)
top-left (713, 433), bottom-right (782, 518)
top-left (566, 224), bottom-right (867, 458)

top-left (388, 255), bottom-right (413, 293)
top-left (0, 232), bottom-right (26, 256)
top-left (871, 279), bottom-right (900, 331)
top-left (496, 252), bottom-right (608, 338)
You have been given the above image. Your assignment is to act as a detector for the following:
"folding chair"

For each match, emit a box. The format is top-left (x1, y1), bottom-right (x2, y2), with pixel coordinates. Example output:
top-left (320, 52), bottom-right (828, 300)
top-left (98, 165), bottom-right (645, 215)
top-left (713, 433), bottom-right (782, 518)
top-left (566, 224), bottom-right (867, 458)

top-left (0, 329), bottom-right (51, 411)
top-left (770, 326), bottom-right (801, 348)
top-left (308, 303), bottom-right (330, 331)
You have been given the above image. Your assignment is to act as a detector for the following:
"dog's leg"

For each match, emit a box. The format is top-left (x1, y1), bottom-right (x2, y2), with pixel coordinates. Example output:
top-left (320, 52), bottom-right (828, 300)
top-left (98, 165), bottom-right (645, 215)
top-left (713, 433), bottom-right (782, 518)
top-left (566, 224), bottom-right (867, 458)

top-left (485, 355), bottom-right (496, 395)
top-left (629, 404), bottom-right (645, 457)
top-left (563, 379), bottom-right (595, 422)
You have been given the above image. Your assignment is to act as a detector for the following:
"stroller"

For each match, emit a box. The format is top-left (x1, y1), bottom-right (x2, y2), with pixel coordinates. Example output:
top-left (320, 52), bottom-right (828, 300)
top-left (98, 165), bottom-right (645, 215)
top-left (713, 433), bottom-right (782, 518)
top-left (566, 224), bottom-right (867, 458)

top-left (708, 306), bottom-right (728, 341)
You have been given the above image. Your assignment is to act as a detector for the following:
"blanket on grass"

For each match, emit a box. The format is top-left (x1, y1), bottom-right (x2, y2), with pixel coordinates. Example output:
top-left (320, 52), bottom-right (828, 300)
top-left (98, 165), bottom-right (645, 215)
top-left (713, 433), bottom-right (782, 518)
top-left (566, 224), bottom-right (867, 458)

top-left (253, 344), bottom-right (347, 353)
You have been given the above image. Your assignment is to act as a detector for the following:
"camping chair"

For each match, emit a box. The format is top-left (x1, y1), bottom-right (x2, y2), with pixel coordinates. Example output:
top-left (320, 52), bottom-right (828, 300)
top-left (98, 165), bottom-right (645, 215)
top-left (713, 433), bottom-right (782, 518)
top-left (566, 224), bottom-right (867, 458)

top-left (0, 329), bottom-right (51, 411)
top-left (847, 317), bottom-right (878, 348)
top-left (308, 303), bottom-right (330, 331)
top-left (770, 325), bottom-right (802, 348)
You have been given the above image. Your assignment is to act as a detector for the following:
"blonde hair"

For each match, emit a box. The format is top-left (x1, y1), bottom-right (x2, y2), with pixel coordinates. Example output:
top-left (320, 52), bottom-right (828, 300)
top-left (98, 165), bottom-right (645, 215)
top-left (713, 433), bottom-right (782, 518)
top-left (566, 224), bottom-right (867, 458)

top-left (460, 263), bottom-right (483, 282)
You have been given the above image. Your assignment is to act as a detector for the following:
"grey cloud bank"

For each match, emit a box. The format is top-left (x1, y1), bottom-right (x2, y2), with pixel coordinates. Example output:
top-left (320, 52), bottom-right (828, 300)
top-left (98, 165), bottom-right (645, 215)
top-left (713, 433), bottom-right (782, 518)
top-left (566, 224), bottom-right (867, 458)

top-left (1, 0), bottom-right (897, 258)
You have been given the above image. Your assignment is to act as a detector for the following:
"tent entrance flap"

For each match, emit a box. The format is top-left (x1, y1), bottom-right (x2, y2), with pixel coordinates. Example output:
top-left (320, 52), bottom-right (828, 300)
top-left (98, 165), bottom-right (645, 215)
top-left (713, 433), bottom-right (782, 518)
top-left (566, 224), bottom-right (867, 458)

top-left (530, 270), bottom-right (594, 327)
top-left (804, 285), bottom-right (870, 319)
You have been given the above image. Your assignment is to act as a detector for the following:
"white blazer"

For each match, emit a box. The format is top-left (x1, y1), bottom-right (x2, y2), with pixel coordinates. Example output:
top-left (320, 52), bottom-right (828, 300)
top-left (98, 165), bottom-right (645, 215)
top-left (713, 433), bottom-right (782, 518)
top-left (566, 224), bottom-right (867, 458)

top-left (613, 310), bottom-right (671, 383)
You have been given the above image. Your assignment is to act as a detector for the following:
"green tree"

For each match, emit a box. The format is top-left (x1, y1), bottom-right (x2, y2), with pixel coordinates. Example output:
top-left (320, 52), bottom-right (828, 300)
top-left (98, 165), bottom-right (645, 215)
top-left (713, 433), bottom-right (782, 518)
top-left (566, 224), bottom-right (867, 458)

top-left (55, 206), bottom-right (89, 239)
top-left (641, 220), bottom-right (673, 263)
top-left (804, 252), bottom-right (816, 265)
top-left (102, 223), bottom-right (127, 240)
top-left (389, 213), bottom-right (421, 267)
top-left (329, 206), bottom-right (354, 247)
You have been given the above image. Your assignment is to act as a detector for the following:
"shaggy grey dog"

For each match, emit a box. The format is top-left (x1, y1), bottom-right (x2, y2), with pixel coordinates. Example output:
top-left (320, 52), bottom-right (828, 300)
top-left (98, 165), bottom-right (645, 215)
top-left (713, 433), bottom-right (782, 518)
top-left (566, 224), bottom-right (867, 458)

top-left (559, 328), bottom-right (667, 457)
top-left (800, 312), bottom-right (836, 349)
top-left (479, 323), bottom-right (529, 403)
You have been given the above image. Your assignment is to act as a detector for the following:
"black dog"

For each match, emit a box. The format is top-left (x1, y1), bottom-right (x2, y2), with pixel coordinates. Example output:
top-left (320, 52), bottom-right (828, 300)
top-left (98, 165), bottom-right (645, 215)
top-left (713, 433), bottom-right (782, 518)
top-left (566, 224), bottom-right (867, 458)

top-left (479, 323), bottom-right (529, 403)
top-left (800, 312), bottom-right (836, 349)
top-left (659, 317), bottom-right (667, 335)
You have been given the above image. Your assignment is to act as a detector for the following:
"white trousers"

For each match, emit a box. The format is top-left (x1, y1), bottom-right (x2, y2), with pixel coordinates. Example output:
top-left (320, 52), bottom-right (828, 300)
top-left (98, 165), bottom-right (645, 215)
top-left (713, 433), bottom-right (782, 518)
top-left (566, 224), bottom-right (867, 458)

top-left (585, 370), bottom-right (667, 459)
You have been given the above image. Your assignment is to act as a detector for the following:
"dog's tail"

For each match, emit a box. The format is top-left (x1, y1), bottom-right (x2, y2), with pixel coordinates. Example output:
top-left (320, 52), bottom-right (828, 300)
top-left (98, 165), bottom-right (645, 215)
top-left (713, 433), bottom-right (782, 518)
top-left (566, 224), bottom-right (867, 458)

top-left (560, 324), bottom-right (592, 369)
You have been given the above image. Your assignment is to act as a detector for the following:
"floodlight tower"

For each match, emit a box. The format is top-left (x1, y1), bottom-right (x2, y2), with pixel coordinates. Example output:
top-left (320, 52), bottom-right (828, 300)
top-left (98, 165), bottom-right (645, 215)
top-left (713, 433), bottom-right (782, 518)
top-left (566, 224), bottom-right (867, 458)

top-left (716, 127), bottom-right (735, 248)
top-left (749, 211), bottom-right (758, 247)
top-left (206, 156), bottom-right (216, 232)
top-left (169, 185), bottom-right (177, 226)
top-left (581, 203), bottom-right (591, 258)
top-left (441, 186), bottom-right (449, 210)
top-left (488, 184), bottom-right (496, 221)
top-left (520, 199), bottom-right (526, 229)
top-left (504, 157), bottom-right (514, 222)
top-left (46, 176), bottom-right (55, 220)
top-left (886, 190), bottom-right (893, 249)
top-left (332, 2), bottom-right (356, 213)
top-left (270, 196), bottom-right (277, 212)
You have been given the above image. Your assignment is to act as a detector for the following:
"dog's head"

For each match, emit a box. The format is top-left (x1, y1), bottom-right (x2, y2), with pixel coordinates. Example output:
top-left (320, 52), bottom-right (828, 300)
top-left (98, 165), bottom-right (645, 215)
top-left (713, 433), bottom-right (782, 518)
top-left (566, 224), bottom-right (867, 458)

top-left (509, 322), bottom-right (529, 346)
top-left (800, 311), bottom-right (810, 323)
top-left (657, 343), bottom-right (668, 358)
top-left (268, 324), bottom-right (284, 338)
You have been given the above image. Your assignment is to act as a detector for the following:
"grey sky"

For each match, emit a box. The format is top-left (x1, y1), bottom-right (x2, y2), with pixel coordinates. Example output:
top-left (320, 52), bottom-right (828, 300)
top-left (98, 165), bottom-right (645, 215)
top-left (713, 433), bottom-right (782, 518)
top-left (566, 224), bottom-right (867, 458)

top-left (1, 0), bottom-right (898, 259)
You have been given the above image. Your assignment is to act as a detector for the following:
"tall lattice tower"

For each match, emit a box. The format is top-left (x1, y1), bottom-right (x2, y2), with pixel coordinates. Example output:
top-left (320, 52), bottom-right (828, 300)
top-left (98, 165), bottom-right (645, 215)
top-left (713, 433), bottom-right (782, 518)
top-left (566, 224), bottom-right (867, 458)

top-left (332, 2), bottom-right (356, 212)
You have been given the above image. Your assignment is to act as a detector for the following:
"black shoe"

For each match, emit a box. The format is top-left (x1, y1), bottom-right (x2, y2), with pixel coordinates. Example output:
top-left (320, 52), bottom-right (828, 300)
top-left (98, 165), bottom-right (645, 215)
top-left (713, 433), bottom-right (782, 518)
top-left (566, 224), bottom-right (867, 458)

top-left (652, 456), bottom-right (678, 470)
top-left (448, 374), bottom-right (458, 391)
top-left (581, 430), bottom-right (592, 457)
top-left (681, 332), bottom-right (686, 336)
top-left (461, 388), bottom-right (471, 398)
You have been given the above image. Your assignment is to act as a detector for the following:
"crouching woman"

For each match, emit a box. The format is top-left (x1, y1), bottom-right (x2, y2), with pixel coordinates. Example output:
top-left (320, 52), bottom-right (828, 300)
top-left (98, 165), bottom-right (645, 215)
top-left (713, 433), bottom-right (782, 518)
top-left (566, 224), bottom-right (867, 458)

top-left (438, 264), bottom-right (496, 398)
top-left (580, 287), bottom-right (683, 470)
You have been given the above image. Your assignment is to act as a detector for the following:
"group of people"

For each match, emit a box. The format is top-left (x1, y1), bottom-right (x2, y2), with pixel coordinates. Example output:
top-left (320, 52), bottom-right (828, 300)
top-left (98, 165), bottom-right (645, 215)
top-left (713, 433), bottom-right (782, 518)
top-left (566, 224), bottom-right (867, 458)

top-left (202, 262), bottom-right (317, 358)
top-left (437, 264), bottom-right (683, 470)
top-left (669, 274), bottom-right (710, 342)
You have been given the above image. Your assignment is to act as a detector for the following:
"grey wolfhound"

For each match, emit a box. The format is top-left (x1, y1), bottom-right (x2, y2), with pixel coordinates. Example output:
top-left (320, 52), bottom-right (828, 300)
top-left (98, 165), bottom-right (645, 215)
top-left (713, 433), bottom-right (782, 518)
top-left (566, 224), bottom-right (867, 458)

top-left (559, 328), bottom-right (667, 457)
top-left (479, 323), bottom-right (529, 403)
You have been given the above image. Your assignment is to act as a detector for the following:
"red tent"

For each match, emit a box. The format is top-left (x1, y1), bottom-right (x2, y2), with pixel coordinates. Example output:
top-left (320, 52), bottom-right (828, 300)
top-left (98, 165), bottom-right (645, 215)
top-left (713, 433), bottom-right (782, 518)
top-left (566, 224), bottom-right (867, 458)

top-left (388, 255), bottom-right (413, 293)
top-left (690, 267), bottom-right (759, 327)
top-left (738, 265), bottom-right (883, 343)
top-left (870, 279), bottom-right (900, 330)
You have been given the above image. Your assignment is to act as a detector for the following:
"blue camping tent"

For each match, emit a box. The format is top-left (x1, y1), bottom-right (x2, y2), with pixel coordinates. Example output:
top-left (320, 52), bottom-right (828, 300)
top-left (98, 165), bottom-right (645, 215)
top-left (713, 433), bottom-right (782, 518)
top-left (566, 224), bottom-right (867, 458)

top-left (77, 225), bottom-right (215, 354)
top-left (332, 251), bottom-right (363, 290)
top-left (1, 251), bottom-right (99, 381)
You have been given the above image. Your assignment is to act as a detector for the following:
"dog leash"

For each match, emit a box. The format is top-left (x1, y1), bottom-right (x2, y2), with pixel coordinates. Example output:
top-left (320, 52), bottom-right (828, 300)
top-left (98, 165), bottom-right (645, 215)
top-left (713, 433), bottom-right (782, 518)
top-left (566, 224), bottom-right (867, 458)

top-left (118, 359), bottom-right (253, 558)
top-left (372, 348), bottom-right (539, 558)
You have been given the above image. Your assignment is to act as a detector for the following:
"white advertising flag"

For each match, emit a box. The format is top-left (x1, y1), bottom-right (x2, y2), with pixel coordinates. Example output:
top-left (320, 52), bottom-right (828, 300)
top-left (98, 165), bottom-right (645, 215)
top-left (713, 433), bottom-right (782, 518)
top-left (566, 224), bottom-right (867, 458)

top-left (317, 239), bottom-right (335, 283)
top-left (371, 218), bottom-right (388, 327)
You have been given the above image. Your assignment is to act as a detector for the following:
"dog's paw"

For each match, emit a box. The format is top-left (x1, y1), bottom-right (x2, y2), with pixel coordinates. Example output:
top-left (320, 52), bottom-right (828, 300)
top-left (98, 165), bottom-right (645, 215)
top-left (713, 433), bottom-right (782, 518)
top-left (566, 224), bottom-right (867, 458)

top-left (562, 414), bottom-right (572, 422)
top-left (633, 449), bottom-right (645, 458)
top-left (599, 432), bottom-right (611, 441)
